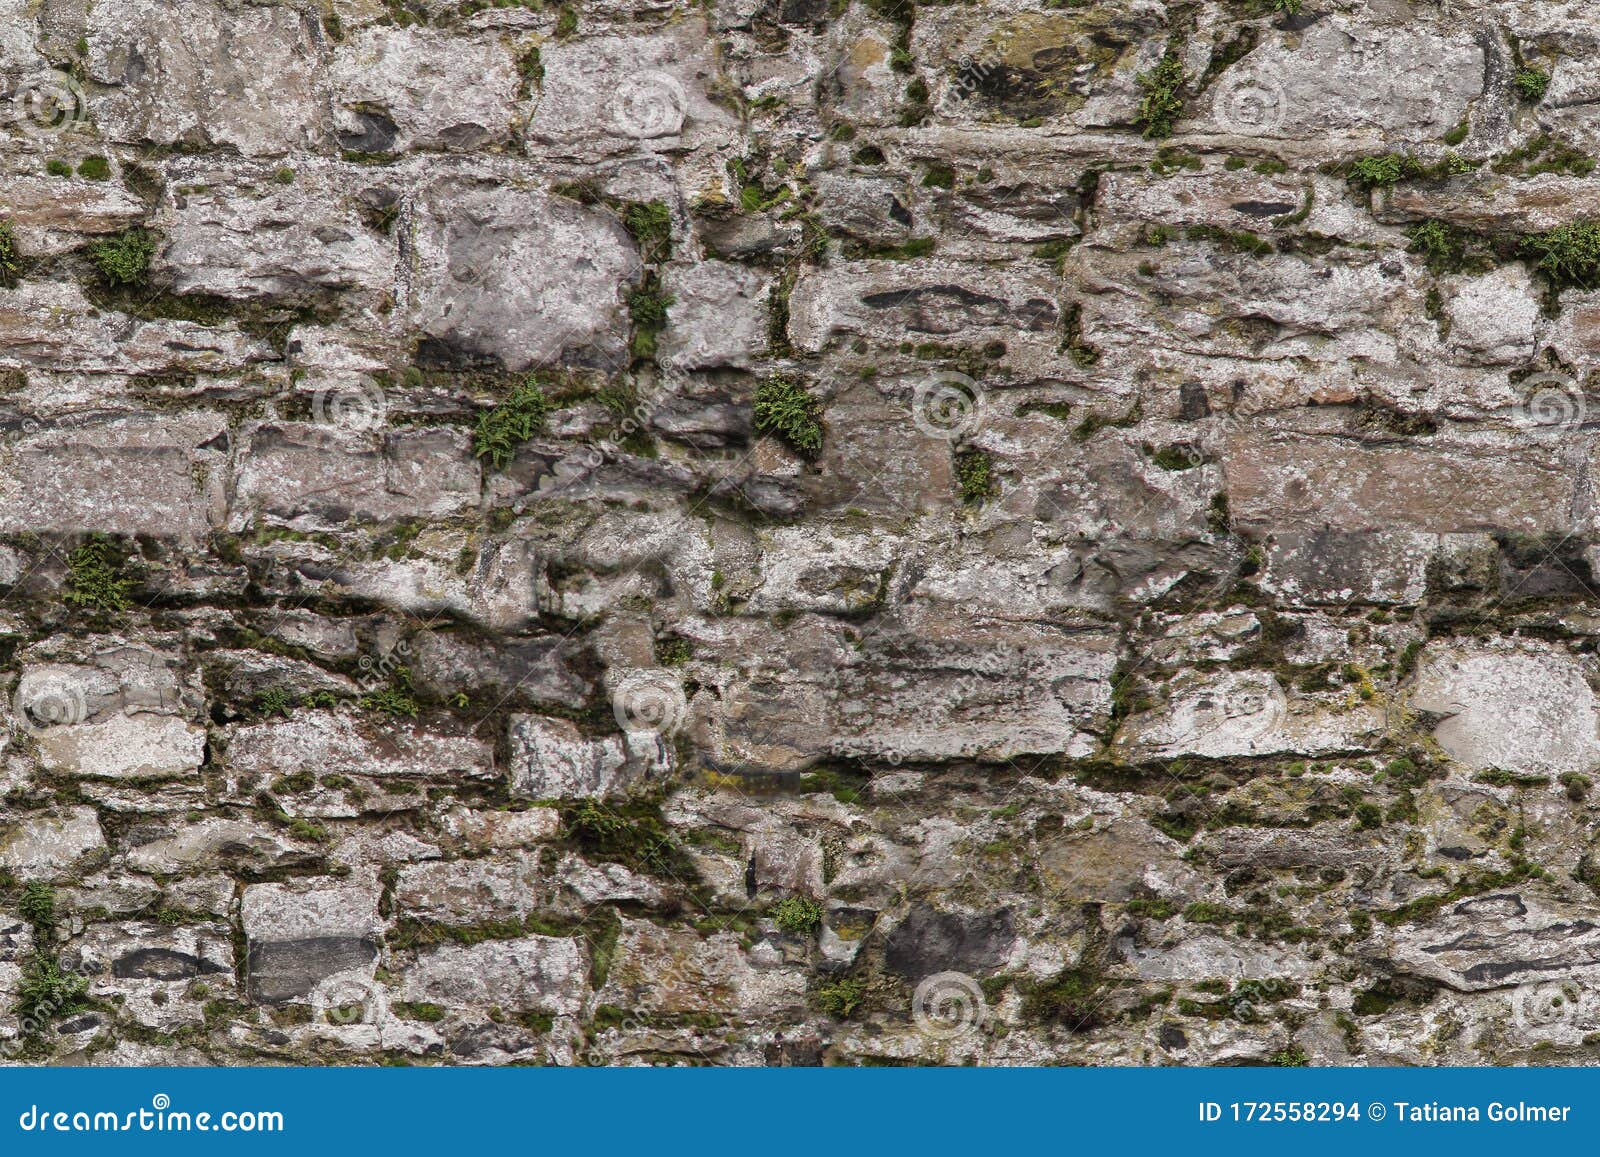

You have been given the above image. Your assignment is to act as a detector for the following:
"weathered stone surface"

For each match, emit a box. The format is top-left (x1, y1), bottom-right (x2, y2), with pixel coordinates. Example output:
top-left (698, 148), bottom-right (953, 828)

top-left (391, 857), bottom-right (542, 925)
top-left (1382, 893), bottom-right (1600, 992)
top-left (404, 177), bottom-right (640, 371)
top-left (507, 715), bottom-right (630, 799)
top-left (1409, 642), bottom-right (1600, 777)
top-left (883, 907), bottom-right (1016, 978)
top-left (598, 918), bottom-right (805, 1020)
top-left (1115, 670), bottom-right (1385, 760)
top-left (227, 713), bottom-right (495, 784)
top-left (0, 808), bottom-right (108, 881)
top-left (124, 819), bottom-right (319, 876)
top-left (0, 413), bottom-right (227, 540)
top-left (399, 935), bottom-right (588, 1015)
top-left (1224, 432), bottom-right (1579, 535)
top-left (331, 28), bottom-right (521, 153)
top-left (241, 876), bottom-right (383, 1004)
top-left (2, 0), bottom-right (1599, 1071)
top-left (87, 0), bottom-right (327, 154)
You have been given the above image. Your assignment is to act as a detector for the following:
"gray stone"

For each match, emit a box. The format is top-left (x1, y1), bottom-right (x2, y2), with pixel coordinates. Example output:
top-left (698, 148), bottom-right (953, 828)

top-left (241, 876), bottom-right (383, 1004)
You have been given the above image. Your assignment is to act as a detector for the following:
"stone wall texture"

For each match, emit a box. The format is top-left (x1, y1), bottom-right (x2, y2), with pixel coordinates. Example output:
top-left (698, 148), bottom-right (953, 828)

top-left (0, 0), bottom-right (1594, 1066)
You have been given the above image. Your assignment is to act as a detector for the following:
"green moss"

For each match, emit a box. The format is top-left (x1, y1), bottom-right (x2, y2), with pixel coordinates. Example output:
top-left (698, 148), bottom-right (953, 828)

top-left (1150, 147), bottom-right (1201, 176)
top-left (1470, 767), bottom-right (1551, 788)
top-left (0, 220), bottom-right (19, 288)
top-left (1406, 219), bottom-right (1467, 273)
top-left (814, 977), bottom-right (867, 1018)
top-left (360, 666), bottom-right (418, 719)
top-left (19, 882), bottom-right (55, 930)
top-left (64, 536), bottom-right (134, 612)
top-left (1125, 898), bottom-right (1176, 919)
top-left (561, 797), bottom-right (697, 881)
top-left (1442, 117), bottom-right (1469, 146)
top-left (771, 895), bottom-right (824, 934)
top-left (1185, 224), bottom-right (1272, 257)
top-left (76, 155), bottom-right (111, 181)
top-left (15, 955), bottom-right (88, 1022)
top-left (1347, 153), bottom-right (1411, 189)
top-left (1021, 968), bottom-right (1106, 1030)
top-left (1513, 67), bottom-right (1550, 103)
top-left (754, 374), bottom-right (824, 456)
top-left (955, 449), bottom-right (997, 505)
top-left (1072, 401), bottom-right (1140, 442)
top-left (1270, 1045), bottom-right (1310, 1067)
top-left (88, 228), bottom-right (157, 287)
top-left (1492, 133), bottom-right (1593, 178)
top-left (1135, 50), bottom-right (1185, 139)
top-left (845, 235), bottom-right (935, 260)
top-left (391, 1001), bottom-right (447, 1022)
top-left (627, 275), bottom-right (673, 360)
top-left (255, 688), bottom-right (296, 718)
top-left (653, 636), bottom-right (693, 665)
top-left (1144, 443), bottom-right (1200, 470)
top-left (621, 200), bottom-right (672, 263)
top-left (1522, 220), bottom-right (1600, 290)
top-left (554, 3), bottom-right (577, 37)
top-left (45, 158), bottom-right (71, 178)
top-left (473, 376), bottom-right (549, 470)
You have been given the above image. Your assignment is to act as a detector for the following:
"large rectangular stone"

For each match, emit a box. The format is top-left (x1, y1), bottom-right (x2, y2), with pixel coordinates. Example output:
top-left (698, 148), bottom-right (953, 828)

top-left (1223, 432), bottom-right (1577, 534)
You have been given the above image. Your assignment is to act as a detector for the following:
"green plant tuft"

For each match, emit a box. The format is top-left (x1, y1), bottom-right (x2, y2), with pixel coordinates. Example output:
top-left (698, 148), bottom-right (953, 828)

top-left (1522, 220), bottom-right (1600, 290)
top-left (815, 977), bottom-right (867, 1018)
top-left (770, 896), bottom-right (824, 934)
top-left (754, 375), bottom-right (824, 456)
top-left (15, 955), bottom-right (88, 1021)
top-left (473, 377), bottom-right (550, 471)
top-left (88, 228), bottom-right (156, 287)
top-left (64, 536), bottom-right (134, 612)
top-left (1135, 51), bottom-right (1185, 139)
top-left (360, 666), bottom-right (418, 718)
top-left (955, 449), bottom-right (997, 505)
top-left (1514, 67), bottom-right (1550, 103)
top-left (627, 276), bottom-right (673, 360)
top-left (0, 220), bottom-right (19, 288)
top-left (18, 882), bottom-right (55, 930)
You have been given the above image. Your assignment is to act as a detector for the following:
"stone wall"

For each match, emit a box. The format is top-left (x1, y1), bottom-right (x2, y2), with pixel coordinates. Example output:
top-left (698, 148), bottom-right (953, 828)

top-left (0, 0), bottom-right (1595, 1065)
